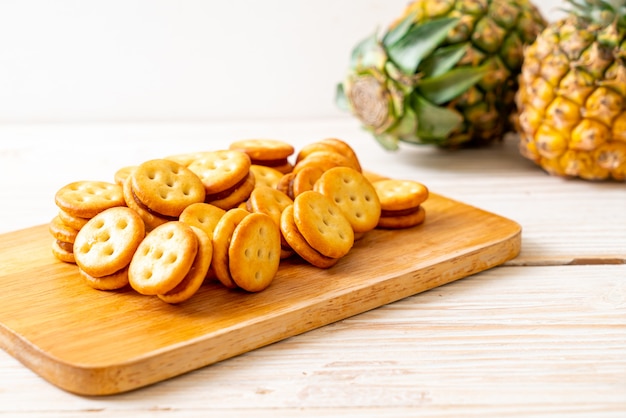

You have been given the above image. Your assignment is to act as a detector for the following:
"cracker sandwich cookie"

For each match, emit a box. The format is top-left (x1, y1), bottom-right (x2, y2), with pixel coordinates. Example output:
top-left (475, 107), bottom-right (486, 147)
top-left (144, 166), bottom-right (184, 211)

top-left (158, 225), bottom-right (213, 304)
top-left (128, 221), bottom-right (199, 295)
top-left (249, 164), bottom-right (284, 189)
top-left (292, 190), bottom-right (354, 259)
top-left (130, 158), bottom-right (206, 218)
top-left (55, 180), bottom-right (126, 219)
top-left (228, 212), bottom-right (281, 292)
top-left (51, 179), bottom-right (126, 263)
top-left (246, 186), bottom-right (294, 258)
top-left (211, 208), bottom-right (250, 289)
top-left (280, 204), bottom-right (339, 269)
top-left (230, 139), bottom-right (294, 174)
top-left (295, 138), bottom-right (361, 173)
top-left (314, 166), bottom-right (381, 234)
top-left (49, 215), bottom-right (80, 263)
top-left (185, 150), bottom-right (255, 209)
top-left (373, 179), bottom-right (429, 229)
top-left (73, 207), bottom-right (145, 289)
top-left (212, 208), bottom-right (281, 292)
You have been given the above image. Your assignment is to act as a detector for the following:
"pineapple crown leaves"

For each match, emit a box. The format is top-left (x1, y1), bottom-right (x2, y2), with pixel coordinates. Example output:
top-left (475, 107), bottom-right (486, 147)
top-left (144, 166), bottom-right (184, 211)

top-left (383, 15), bottom-right (459, 75)
top-left (564, 0), bottom-right (626, 27)
top-left (336, 11), bottom-right (493, 150)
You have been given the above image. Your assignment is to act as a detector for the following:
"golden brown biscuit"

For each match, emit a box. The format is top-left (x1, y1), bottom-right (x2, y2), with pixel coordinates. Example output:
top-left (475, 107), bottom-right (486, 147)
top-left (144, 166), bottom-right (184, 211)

top-left (373, 179), bottom-right (429, 211)
top-left (377, 206), bottom-right (426, 229)
top-left (51, 239), bottom-right (76, 264)
top-left (55, 180), bottom-right (125, 218)
top-left (79, 265), bottom-right (130, 291)
top-left (292, 150), bottom-right (358, 175)
top-left (279, 205), bottom-right (338, 269)
top-left (314, 167), bottom-right (381, 234)
top-left (229, 139), bottom-right (294, 174)
top-left (158, 226), bottom-right (212, 303)
top-left (246, 186), bottom-right (293, 227)
top-left (249, 165), bottom-right (284, 189)
top-left (57, 209), bottom-right (90, 231)
top-left (122, 175), bottom-right (169, 231)
top-left (187, 150), bottom-right (251, 195)
top-left (291, 166), bottom-right (324, 198)
top-left (229, 139), bottom-right (294, 161)
top-left (276, 172), bottom-right (295, 199)
top-left (179, 202), bottom-right (226, 239)
top-left (211, 208), bottom-right (249, 289)
top-left (318, 138), bottom-right (362, 172)
top-left (229, 213), bottom-right (281, 292)
top-left (292, 191), bottom-right (354, 259)
top-left (206, 170), bottom-right (256, 210)
top-left (128, 221), bottom-right (198, 295)
top-left (73, 207), bottom-right (145, 278)
top-left (296, 138), bottom-right (361, 172)
top-left (164, 151), bottom-right (212, 167)
top-left (113, 166), bottom-right (136, 186)
top-left (130, 159), bottom-right (206, 217)
top-left (49, 215), bottom-right (79, 244)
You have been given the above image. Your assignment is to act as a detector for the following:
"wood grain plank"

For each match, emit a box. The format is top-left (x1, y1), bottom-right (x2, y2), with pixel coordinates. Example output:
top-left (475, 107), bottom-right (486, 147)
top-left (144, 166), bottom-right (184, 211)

top-left (0, 265), bottom-right (623, 417)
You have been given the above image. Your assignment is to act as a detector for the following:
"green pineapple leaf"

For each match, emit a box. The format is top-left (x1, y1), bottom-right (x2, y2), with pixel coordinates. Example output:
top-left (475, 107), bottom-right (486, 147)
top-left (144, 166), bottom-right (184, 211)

top-left (374, 133), bottom-right (400, 150)
top-left (417, 43), bottom-right (469, 78)
top-left (386, 17), bottom-right (459, 76)
top-left (382, 11), bottom-right (417, 48)
top-left (335, 83), bottom-right (349, 111)
top-left (417, 64), bottom-right (489, 105)
top-left (350, 31), bottom-right (380, 69)
top-left (414, 94), bottom-right (463, 142)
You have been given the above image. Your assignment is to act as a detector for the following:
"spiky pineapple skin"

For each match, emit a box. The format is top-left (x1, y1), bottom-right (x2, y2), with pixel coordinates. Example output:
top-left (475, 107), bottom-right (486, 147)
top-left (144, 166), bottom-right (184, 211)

top-left (515, 15), bottom-right (626, 181)
top-left (388, 0), bottom-right (546, 147)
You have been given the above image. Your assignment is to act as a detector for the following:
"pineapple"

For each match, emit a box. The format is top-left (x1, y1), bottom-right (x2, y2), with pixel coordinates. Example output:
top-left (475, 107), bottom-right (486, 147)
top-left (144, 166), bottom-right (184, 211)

top-left (515, 0), bottom-right (626, 181)
top-left (336, 0), bottom-right (546, 150)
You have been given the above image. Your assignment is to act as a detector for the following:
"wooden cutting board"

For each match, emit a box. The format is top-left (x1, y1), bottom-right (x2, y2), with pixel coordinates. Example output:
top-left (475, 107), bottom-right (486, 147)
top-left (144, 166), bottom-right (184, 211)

top-left (0, 192), bottom-right (521, 396)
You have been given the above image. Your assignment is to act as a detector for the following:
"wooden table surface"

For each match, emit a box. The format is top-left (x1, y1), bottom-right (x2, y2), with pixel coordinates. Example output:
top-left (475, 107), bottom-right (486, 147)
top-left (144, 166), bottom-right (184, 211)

top-left (1, 119), bottom-right (624, 417)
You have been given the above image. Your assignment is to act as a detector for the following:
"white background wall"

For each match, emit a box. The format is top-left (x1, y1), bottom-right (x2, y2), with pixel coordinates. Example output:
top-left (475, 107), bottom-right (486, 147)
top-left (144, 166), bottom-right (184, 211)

top-left (0, 0), bottom-right (563, 124)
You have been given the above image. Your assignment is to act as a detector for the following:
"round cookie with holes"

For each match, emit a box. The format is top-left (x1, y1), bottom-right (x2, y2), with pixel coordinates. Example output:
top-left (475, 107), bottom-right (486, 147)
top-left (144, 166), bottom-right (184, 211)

top-left (280, 204), bottom-right (339, 269)
top-left (249, 164), bottom-right (284, 189)
top-left (314, 166), bottom-right (381, 234)
top-left (373, 179), bottom-right (429, 229)
top-left (229, 139), bottom-right (294, 174)
top-left (128, 221), bottom-right (198, 295)
top-left (55, 180), bottom-right (125, 219)
top-left (73, 206), bottom-right (145, 278)
top-left (246, 186), bottom-right (293, 227)
top-left (292, 190), bottom-right (354, 259)
top-left (179, 202), bottom-right (226, 239)
top-left (158, 226), bottom-right (213, 303)
top-left (130, 159), bottom-right (206, 218)
top-left (186, 150), bottom-right (251, 195)
top-left (228, 212), bottom-right (281, 292)
top-left (295, 138), bottom-right (361, 172)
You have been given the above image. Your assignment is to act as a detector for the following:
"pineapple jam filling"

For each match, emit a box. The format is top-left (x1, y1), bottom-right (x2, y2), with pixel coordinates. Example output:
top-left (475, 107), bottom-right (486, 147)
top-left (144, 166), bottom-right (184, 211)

top-left (56, 240), bottom-right (74, 253)
top-left (249, 158), bottom-right (290, 168)
top-left (380, 207), bottom-right (421, 218)
top-left (203, 172), bottom-right (250, 202)
top-left (130, 188), bottom-right (178, 221)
